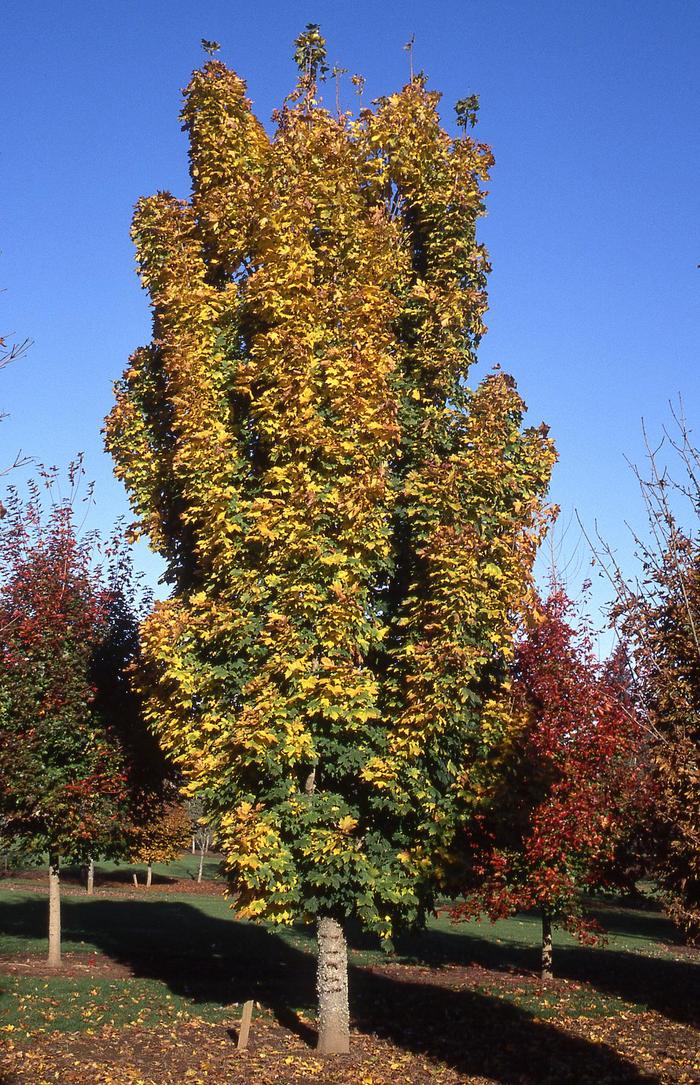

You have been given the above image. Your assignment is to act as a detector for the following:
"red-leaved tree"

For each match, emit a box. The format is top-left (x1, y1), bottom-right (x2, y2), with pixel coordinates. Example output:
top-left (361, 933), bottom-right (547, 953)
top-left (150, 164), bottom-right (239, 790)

top-left (0, 469), bottom-right (129, 964)
top-left (453, 587), bottom-right (652, 979)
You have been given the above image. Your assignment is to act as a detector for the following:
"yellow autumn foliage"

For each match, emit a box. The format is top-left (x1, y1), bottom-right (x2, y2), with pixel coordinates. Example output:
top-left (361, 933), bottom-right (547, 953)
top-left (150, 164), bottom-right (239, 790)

top-left (105, 39), bottom-right (555, 935)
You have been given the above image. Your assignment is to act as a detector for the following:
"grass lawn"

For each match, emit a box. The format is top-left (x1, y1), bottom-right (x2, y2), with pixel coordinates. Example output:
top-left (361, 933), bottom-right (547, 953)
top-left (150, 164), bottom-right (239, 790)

top-left (0, 858), bottom-right (697, 1084)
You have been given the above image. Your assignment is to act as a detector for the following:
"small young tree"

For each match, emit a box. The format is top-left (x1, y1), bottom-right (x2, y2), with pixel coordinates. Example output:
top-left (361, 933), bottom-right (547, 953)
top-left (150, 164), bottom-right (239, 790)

top-left (128, 801), bottom-right (191, 887)
top-left (0, 470), bottom-right (128, 965)
top-left (186, 797), bottom-right (213, 882)
top-left (105, 29), bottom-right (555, 1050)
top-left (453, 588), bottom-right (651, 979)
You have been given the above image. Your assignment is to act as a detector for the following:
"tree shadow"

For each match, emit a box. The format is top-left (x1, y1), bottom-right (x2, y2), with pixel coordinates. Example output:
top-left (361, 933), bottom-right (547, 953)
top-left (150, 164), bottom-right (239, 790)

top-left (351, 969), bottom-right (661, 1085)
top-left (386, 920), bottom-right (699, 1028)
top-left (584, 898), bottom-right (688, 947)
top-left (0, 896), bottom-right (674, 1083)
top-left (0, 895), bottom-right (316, 1010)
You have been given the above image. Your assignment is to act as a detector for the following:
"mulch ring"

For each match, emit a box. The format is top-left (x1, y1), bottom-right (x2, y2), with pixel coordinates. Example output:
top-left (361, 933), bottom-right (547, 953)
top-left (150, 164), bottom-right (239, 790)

top-left (368, 959), bottom-right (566, 989)
top-left (0, 951), bottom-right (131, 979)
top-left (0, 870), bottom-right (223, 897)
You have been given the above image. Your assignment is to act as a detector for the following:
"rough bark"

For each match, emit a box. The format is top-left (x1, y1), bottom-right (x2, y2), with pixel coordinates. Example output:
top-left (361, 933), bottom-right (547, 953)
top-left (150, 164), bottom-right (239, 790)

top-left (305, 767), bottom-right (317, 795)
top-left (146, 862), bottom-right (152, 889)
top-left (541, 910), bottom-right (553, 982)
top-left (47, 854), bottom-right (61, 968)
top-left (86, 857), bottom-right (94, 896)
top-left (316, 916), bottom-right (350, 1054)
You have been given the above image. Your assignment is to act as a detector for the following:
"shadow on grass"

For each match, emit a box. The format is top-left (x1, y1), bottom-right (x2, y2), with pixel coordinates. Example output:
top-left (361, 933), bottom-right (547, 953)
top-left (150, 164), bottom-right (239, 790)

top-left (586, 897), bottom-right (688, 947)
top-left (0, 896), bottom-right (678, 1084)
top-left (388, 917), bottom-right (699, 1028)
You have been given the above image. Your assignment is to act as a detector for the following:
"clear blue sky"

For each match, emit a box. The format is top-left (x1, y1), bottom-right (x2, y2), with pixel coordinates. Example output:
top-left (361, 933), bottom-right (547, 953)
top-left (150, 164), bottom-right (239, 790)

top-left (1, 1), bottom-right (698, 626)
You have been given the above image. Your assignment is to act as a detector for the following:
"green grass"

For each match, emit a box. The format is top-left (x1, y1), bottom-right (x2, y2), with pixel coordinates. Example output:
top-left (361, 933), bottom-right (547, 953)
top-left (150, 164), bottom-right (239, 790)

top-left (0, 975), bottom-right (238, 1036)
top-left (0, 862), bottom-right (696, 1037)
top-left (0, 884), bottom-right (681, 966)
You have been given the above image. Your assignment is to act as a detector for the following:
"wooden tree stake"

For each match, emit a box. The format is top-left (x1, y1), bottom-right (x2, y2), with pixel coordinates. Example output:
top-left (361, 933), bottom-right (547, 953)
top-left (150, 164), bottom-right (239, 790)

top-left (237, 1000), bottom-right (254, 1050)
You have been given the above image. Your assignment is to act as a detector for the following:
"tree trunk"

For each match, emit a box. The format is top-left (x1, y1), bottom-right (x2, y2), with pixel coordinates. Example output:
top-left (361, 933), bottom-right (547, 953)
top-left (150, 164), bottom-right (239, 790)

top-left (541, 910), bottom-right (553, 982)
top-left (47, 854), bottom-right (61, 968)
top-left (146, 863), bottom-right (152, 889)
top-left (316, 916), bottom-right (350, 1054)
top-left (86, 857), bottom-right (94, 896)
top-left (197, 843), bottom-right (205, 883)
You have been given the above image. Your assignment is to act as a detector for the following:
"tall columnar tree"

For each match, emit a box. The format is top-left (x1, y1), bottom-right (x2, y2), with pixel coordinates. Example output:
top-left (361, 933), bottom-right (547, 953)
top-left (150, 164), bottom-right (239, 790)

top-left (0, 471), bottom-right (128, 965)
top-left (452, 588), bottom-right (652, 979)
top-left (105, 29), bottom-right (555, 1051)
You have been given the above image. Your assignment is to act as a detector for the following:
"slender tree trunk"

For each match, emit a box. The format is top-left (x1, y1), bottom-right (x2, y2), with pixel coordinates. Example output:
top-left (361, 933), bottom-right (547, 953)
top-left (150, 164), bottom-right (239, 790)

top-left (132, 872), bottom-right (139, 888)
top-left (86, 857), bottom-right (94, 896)
top-left (197, 843), bottom-right (205, 883)
top-left (146, 862), bottom-right (152, 889)
top-left (192, 836), bottom-right (196, 854)
top-left (47, 853), bottom-right (61, 968)
top-left (316, 916), bottom-right (350, 1054)
top-left (541, 910), bottom-right (553, 982)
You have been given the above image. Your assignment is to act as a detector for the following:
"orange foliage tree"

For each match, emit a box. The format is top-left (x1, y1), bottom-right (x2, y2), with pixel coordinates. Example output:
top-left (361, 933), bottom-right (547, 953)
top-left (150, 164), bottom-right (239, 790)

top-left (128, 801), bottom-right (191, 888)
